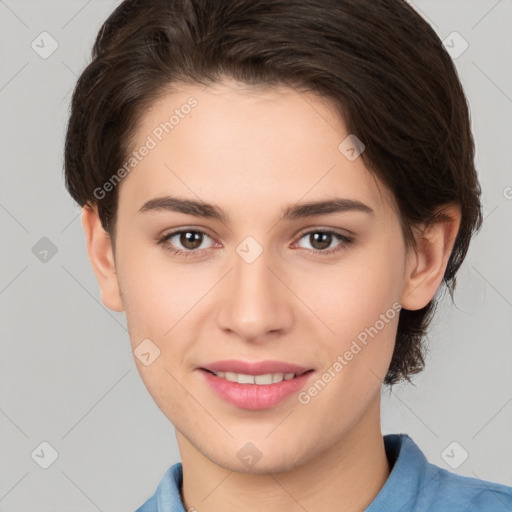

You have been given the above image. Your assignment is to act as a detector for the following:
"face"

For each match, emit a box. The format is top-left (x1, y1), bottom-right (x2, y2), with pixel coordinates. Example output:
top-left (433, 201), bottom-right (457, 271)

top-left (97, 79), bottom-right (416, 473)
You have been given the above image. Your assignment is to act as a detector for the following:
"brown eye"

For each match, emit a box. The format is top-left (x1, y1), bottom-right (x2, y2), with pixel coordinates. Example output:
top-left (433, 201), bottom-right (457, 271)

top-left (177, 231), bottom-right (204, 250)
top-left (159, 229), bottom-right (215, 257)
top-left (308, 232), bottom-right (333, 250)
top-left (295, 229), bottom-right (353, 255)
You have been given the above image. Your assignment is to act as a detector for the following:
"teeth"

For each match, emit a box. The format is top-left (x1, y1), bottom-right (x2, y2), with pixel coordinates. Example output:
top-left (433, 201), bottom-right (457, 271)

top-left (255, 374), bottom-right (274, 385)
top-left (214, 371), bottom-right (296, 385)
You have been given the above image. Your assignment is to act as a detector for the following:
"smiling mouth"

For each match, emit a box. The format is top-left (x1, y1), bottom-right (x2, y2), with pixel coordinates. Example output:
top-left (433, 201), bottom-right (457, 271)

top-left (201, 368), bottom-right (314, 385)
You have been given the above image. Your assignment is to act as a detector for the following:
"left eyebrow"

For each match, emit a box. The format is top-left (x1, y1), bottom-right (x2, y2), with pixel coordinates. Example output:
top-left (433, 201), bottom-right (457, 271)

top-left (281, 198), bottom-right (375, 220)
top-left (138, 195), bottom-right (375, 222)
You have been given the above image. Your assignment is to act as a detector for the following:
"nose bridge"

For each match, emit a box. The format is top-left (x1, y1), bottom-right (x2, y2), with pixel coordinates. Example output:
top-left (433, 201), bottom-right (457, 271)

top-left (217, 240), bottom-right (293, 339)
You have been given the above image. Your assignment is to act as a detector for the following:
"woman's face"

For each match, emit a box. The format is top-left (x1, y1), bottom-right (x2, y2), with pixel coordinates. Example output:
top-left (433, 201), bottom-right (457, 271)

top-left (107, 79), bottom-right (413, 472)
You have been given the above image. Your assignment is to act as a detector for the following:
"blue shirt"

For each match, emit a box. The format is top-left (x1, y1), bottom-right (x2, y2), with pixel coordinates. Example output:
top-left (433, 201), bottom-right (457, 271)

top-left (136, 433), bottom-right (512, 511)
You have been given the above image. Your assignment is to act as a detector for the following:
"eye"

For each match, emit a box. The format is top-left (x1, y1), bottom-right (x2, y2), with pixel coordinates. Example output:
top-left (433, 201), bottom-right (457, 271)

top-left (294, 229), bottom-right (353, 255)
top-left (158, 229), bottom-right (216, 258)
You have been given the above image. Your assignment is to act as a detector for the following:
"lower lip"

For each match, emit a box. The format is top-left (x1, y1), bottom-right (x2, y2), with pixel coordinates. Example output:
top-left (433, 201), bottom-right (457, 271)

top-left (200, 369), bottom-right (314, 410)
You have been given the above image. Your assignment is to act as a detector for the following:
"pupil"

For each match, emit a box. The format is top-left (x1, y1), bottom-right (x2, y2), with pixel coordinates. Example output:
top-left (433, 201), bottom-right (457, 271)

top-left (181, 231), bottom-right (202, 250)
top-left (311, 232), bottom-right (331, 250)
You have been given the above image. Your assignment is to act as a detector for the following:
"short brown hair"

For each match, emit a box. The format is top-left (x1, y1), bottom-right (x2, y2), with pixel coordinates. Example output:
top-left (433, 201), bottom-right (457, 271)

top-left (64, 0), bottom-right (483, 385)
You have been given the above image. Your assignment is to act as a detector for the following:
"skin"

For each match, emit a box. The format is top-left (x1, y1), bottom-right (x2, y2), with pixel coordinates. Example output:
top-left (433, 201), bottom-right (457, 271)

top-left (82, 78), bottom-right (461, 512)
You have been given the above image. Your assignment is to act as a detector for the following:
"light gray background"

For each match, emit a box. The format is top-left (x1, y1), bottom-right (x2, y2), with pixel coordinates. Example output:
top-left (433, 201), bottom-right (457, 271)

top-left (1, 0), bottom-right (511, 510)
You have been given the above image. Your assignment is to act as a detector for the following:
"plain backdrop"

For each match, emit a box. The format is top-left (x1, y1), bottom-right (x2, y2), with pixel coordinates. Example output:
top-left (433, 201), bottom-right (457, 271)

top-left (1, 0), bottom-right (511, 510)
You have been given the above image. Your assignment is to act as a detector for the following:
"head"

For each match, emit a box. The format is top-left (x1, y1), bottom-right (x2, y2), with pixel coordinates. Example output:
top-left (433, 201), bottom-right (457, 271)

top-left (65, 0), bottom-right (481, 472)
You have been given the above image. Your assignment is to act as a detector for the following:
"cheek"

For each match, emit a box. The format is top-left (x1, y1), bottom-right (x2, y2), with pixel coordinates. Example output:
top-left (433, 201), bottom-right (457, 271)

top-left (293, 237), bottom-right (404, 392)
top-left (297, 248), bottom-right (403, 340)
top-left (117, 249), bottom-right (199, 412)
top-left (116, 242), bottom-right (198, 339)
top-left (296, 271), bottom-right (400, 425)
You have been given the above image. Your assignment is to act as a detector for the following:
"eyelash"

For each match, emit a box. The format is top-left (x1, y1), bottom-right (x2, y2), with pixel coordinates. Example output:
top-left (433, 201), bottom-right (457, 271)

top-left (157, 228), bottom-right (353, 259)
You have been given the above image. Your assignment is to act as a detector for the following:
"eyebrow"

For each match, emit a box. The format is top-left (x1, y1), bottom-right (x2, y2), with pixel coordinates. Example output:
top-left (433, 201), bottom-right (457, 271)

top-left (138, 195), bottom-right (375, 222)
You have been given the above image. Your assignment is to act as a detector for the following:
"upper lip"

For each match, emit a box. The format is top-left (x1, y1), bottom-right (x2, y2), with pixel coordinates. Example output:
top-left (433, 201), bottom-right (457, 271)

top-left (200, 360), bottom-right (313, 376)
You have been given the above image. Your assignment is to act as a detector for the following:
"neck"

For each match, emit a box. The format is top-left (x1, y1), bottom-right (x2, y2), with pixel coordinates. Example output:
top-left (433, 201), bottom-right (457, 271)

top-left (177, 394), bottom-right (390, 512)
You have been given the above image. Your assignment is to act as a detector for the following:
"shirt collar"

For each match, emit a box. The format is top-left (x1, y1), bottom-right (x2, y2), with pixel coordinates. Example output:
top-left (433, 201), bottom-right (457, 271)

top-left (365, 433), bottom-right (437, 511)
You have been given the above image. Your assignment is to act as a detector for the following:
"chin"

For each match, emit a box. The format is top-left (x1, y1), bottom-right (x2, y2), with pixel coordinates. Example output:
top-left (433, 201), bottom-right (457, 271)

top-left (208, 442), bottom-right (307, 475)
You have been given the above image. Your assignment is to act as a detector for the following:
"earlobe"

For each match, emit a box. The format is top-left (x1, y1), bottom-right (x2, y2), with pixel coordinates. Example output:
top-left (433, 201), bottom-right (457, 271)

top-left (81, 205), bottom-right (125, 312)
top-left (400, 204), bottom-right (461, 311)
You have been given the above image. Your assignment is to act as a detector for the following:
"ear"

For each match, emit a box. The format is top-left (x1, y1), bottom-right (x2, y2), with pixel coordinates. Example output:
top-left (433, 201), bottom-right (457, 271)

top-left (401, 203), bottom-right (461, 311)
top-left (81, 204), bottom-right (124, 312)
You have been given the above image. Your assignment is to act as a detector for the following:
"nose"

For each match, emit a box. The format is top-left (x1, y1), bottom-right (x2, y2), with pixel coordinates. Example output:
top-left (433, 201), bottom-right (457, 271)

top-left (215, 245), bottom-right (294, 342)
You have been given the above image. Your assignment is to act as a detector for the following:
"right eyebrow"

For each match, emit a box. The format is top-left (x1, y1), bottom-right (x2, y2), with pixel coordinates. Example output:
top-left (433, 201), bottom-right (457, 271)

top-left (139, 196), bottom-right (229, 223)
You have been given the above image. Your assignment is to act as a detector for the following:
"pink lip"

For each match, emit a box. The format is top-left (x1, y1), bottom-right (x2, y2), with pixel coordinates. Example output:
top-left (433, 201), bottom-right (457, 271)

top-left (198, 360), bottom-right (315, 410)
top-left (200, 359), bottom-right (311, 375)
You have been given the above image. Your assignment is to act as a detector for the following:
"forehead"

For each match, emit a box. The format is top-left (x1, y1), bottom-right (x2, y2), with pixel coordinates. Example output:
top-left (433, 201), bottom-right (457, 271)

top-left (117, 79), bottom-right (394, 219)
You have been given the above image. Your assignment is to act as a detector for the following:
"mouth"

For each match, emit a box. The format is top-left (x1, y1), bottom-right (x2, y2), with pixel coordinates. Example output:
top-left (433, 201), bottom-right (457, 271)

top-left (198, 362), bottom-right (316, 410)
top-left (200, 368), bottom-right (313, 385)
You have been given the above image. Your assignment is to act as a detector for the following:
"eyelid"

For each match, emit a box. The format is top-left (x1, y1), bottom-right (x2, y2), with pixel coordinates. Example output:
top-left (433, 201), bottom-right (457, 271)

top-left (294, 225), bottom-right (353, 240)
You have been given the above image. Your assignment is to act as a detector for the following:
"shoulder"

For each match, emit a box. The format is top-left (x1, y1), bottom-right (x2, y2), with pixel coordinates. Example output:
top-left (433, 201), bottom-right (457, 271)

top-left (426, 463), bottom-right (512, 511)
top-left (367, 434), bottom-right (512, 512)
